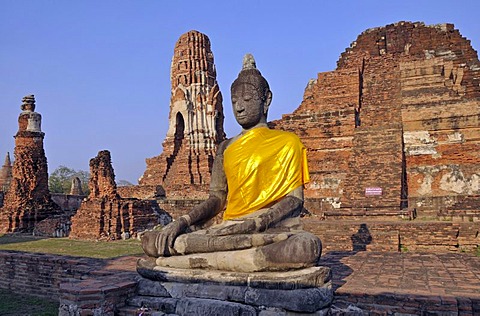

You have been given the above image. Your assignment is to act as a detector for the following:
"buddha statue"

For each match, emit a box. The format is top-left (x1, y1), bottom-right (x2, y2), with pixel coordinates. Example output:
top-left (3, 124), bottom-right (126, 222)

top-left (141, 54), bottom-right (322, 272)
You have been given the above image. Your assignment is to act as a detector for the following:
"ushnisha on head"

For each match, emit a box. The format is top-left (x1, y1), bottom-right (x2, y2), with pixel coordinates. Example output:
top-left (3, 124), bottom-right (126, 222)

top-left (230, 54), bottom-right (273, 129)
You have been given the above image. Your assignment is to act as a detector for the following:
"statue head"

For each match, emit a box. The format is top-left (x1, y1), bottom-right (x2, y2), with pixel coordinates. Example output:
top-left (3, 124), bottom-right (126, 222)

top-left (21, 95), bottom-right (36, 112)
top-left (231, 54), bottom-right (272, 129)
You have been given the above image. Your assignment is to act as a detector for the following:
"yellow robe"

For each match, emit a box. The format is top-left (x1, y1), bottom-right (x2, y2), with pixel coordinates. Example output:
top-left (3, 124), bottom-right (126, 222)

top-left (223, 127), bottom-right (310, 220)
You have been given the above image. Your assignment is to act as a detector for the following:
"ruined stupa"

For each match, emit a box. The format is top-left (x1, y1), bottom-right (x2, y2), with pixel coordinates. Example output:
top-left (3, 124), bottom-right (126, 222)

top-left (0, 152), bottom-right (12, 193)
top-left (0, 95), bottom-right (58, 233)
top-left (70, 150), bottom-right (170, 240)
top-left (0, 153), bottom-right (12, 207)
top-left (139, 30), bottom-right (225, 198)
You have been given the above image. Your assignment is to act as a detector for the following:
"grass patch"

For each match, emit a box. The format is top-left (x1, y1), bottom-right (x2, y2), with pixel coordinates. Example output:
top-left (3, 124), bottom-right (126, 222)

top-left (0, 288), bottom-right (58, 316)
top-left (0, 234), bottom-right (143, 259)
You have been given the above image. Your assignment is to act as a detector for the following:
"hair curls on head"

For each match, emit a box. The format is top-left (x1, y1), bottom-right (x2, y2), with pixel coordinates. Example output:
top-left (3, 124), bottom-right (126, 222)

top-left (231, 54), bottom-right (270, 101)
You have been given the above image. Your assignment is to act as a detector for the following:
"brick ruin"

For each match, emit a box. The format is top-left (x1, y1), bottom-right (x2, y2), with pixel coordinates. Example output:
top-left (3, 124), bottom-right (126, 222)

top-left (139, 30), bottom-right (225, 198)
top-left (0, 95), bottom-right (59, 233)
top-left (70, 150), bottom-right (170, 240)
top-left (270, 21), bottom-right (480, 219)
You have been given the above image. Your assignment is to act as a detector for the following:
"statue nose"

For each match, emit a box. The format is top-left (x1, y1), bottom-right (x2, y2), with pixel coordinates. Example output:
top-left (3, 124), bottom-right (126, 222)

top-left (236, 104), bottom-right (245, 113)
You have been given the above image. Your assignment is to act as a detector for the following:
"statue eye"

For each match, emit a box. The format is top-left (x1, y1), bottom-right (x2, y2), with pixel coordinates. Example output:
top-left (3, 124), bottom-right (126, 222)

top-left (243, 95), bottom-right (252, 101)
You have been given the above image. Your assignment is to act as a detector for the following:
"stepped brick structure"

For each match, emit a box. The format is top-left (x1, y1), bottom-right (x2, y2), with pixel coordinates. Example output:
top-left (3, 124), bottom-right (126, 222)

top-left (70, 150), bottom-right (170, 240)
top-left (140, 30), bottom-right (225, 198)
top-left (0, 95), bottom-right (58, 233)
top-left (270, 22), bottom-right (480, 218)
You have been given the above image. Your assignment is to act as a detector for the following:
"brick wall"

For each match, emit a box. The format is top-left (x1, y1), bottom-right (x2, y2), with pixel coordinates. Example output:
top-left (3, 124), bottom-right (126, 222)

top-left (302, 218), bottom-right (479, 253)
top-left (51, 194), bottom-right (84, 212)
top-left (157, 198), bottom-right (204, 220)
top-left (0, 251), bottom-right (137, 315)
top-left (117, 185), bottom-right (165, 200)
top-left (0, 251), bottom-right (101, 298)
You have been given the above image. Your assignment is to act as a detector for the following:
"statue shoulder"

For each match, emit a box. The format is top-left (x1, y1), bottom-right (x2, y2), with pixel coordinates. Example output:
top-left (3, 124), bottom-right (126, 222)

top-left (269, 129), bottom-right (303, 146)
top-left (217, 138), bottom-right (234, 155)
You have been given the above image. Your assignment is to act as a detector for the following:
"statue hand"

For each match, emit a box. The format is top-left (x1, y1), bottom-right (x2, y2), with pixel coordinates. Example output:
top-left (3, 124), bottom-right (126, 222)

top-left (141, 217), bottom-right (189, 257)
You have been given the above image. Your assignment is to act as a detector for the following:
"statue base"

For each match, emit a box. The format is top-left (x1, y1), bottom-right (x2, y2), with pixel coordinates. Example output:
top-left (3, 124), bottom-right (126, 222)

top-left (131, 258), bottom-right (333, 315)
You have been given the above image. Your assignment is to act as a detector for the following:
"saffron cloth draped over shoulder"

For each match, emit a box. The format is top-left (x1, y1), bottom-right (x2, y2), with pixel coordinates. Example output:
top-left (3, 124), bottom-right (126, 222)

top-left (223, 127), bottom-right (310, 220)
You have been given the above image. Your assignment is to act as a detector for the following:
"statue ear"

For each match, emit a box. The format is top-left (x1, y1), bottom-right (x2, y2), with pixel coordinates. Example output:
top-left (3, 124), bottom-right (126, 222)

top-left (264, 90), bottom-right (272, 115)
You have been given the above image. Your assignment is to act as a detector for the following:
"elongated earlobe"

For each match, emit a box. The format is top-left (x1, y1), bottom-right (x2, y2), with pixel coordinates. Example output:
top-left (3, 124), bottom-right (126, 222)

top-left (264, 90), bottom-right (272, 116)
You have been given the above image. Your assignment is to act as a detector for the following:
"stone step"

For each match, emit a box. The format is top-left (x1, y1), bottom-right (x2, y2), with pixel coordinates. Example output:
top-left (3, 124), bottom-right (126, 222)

top-left (125, 295), bottom-right (258, 316)
top-left (116, 305), bottom-right (175, 316)
top-left (127, 296), bottom-right (178, 314)
top-left (122, 294), bottom-right (335, 316)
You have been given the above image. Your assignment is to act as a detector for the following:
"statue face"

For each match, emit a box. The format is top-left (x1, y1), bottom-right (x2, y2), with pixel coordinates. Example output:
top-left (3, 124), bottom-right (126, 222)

top-left (231, 83), bottom-right (266, 129)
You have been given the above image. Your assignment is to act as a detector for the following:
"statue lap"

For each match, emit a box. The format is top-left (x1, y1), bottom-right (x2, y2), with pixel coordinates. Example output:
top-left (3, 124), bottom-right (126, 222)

top-left (152, 214), bottom-right (321, 272)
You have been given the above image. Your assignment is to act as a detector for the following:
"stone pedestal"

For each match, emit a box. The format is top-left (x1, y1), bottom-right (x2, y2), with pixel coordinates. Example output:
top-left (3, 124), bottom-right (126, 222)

top-left (129, 258), bottom-right (333, 315)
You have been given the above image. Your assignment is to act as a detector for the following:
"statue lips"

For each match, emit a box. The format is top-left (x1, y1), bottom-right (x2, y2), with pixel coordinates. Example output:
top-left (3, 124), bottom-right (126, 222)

top-left (235, 114), bottom-right (248, 123)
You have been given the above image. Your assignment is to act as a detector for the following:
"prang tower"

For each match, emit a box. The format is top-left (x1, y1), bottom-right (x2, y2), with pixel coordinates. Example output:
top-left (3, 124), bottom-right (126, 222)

top-left (140, 30), bottom-right (225, 197)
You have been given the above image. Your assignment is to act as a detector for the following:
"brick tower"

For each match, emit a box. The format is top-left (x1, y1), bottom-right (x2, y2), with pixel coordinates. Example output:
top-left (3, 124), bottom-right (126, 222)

top-left (140, 30), bottom-right (225, 198)
top-left (0, 95), bottom-right (58, 232)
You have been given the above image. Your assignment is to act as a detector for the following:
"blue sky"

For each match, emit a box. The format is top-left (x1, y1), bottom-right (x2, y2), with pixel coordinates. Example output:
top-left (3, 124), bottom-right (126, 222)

top-left (1, 0), bottom-right (479, 183)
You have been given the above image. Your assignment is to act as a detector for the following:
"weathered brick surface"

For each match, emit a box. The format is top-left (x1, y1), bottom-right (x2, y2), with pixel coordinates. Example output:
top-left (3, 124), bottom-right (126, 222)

top-left (140, 30), bottom-right (225, 199)
top-left (33, 215), bottom-right (72, 237)
top-left (156, 198), bottom-right (203, 220)
top-left (302, 218), bottom-right (479, 253)
top-left (0, 95), bottom-right (58, 233)
top-left (117, 185), bottom-right (165, 200)
top-left (0, 250), bottom-right (101, 299)
top-left (88, 150), bottom-right (118, 200)
top-left (271, 22), bottom-right (480, 217)
top-left (50, 193), bottom-right (84, 212)
top-left (0, 251), bottom-right (138, 315)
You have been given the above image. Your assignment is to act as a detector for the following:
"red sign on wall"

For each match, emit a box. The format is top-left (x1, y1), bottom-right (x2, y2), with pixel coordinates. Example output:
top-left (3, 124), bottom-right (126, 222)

top-left (365, 187), bottom-right (382, 196)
